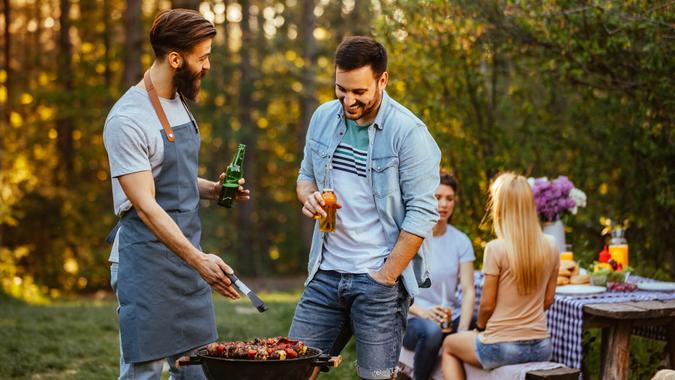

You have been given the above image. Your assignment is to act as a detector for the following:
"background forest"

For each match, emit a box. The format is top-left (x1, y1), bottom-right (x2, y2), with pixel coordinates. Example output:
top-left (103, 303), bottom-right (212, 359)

top-left (1, 0), bottom-right (673, 300)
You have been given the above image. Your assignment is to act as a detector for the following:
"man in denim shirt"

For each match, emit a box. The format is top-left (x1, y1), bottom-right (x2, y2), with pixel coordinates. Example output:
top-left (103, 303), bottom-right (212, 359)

top-left (289, 36), bottom-right (441, 379)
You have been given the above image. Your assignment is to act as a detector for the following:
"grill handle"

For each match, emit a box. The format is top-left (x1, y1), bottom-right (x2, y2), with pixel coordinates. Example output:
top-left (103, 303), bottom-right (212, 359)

top-left (175, 355), bottom-right (202, 368)
top-left (312, 354), bottom-right (342, 372)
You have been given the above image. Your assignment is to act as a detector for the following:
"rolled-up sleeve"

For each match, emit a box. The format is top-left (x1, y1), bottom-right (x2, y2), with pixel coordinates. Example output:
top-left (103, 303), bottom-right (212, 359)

top-left (399, 125), bottom-right (441, 238)
top-left (297, 113), bottom-right (317, 183)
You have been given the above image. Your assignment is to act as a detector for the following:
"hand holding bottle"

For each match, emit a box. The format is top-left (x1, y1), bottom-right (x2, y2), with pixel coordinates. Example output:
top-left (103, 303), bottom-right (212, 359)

top-left (301, 190), bottom-right (342, 219)
top-left (216, 175), bottom-right (250, 204)
top-left (218, 144), bottom-right (247, 208)
top-left (418, 305), bottom-right (448, 324)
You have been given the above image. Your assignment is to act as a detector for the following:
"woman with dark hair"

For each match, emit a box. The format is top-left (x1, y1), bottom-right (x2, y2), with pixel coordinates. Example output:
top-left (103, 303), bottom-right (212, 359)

top-left (401, 171), bottom-right (476, 380)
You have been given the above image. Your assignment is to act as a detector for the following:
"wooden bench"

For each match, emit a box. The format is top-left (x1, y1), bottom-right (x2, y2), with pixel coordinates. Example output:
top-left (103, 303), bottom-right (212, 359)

top-left (525, 367), bottom-right (581, 380)
top-left (398, 348), bottom-right (580, 380)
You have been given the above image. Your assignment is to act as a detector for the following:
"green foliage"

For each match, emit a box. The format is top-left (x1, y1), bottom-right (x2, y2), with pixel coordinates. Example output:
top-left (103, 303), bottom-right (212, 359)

top-left (376, 0), bottom-right (674, 273)
top-left (1, 0), bottom-right (673, 297)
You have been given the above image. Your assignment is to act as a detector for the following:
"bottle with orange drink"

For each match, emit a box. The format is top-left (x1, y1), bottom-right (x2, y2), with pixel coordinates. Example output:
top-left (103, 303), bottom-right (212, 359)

top-left (609, 230), bottom-right (628, 267)
top-left (313, 164), bottom-right (339, 232)
top-left (439, 283), bottom-right (453, 334)
top-left (315, 189), bottom-right (338, 232)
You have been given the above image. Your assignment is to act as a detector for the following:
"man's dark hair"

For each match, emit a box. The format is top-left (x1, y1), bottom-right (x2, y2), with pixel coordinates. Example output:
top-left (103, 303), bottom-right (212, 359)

top-left (440, 170), bottom-right (460, 195)
top-left (149, 9), bottom-right (216, 59)
top-left (335, 36), bottom-right (388, 77)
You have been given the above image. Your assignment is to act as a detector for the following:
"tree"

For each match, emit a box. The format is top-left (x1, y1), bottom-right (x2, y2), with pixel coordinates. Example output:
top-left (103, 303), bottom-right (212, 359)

top-left (57, 0), bottom-right (74, 180)
top-left (236, 0), bottom-right (258, 274)
top-left (2, 0), bottom-right (11, 125)
top-left (172, 0), bottom-right (199, 10)
top-left (298, 0), bottom-right (317, 248)
top-left (377, 0), bottom-right (675, 277)
top-left (123, 0), bottom-right (142, 88)
top-left (103, 0), bottom-right (112, 87)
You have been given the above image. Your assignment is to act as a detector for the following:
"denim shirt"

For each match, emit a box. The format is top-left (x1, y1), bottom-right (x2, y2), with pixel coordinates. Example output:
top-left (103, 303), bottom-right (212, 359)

top-left (298, 90), bottom-right (441, 297)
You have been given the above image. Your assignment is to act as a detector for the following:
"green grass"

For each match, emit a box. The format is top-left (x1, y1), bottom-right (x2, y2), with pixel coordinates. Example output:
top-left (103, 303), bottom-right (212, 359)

top-left (2, 292), bottom-right (668, 379)
top-left (0, 292), bottom-right (356, 380)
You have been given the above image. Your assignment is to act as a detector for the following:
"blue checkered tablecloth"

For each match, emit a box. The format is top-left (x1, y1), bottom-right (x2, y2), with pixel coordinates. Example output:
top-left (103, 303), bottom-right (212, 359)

top-left (458, 273), bottom-right (675, 370)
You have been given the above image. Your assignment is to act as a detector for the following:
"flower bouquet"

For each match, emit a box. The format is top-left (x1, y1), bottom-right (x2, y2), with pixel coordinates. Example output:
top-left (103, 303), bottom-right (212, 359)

top-left (528, 176), bottom-right (587, 222)
top-left (528, 176), bottom-right (587, 253)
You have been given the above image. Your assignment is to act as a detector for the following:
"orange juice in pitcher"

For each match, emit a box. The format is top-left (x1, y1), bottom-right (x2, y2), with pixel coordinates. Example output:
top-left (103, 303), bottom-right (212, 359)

top-left (609, 229), bottom-right (629, 267)
top-left (609, 244), bottom-right (628, 267)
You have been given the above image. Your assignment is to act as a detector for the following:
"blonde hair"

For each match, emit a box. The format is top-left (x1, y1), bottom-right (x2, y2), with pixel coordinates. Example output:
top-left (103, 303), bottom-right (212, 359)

top-left (489, 172), bottom-right (551, 295)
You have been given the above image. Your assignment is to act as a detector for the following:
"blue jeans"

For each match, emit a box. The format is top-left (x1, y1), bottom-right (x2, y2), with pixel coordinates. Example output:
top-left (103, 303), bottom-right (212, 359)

top-left (402, 317), bottom-right (476, 380)
top-left (289, 270), bottom-right (411, 379)
top-left (475, 335), bottom-right (553, 370)
top-left (111, 263), bottom-right (207, 380)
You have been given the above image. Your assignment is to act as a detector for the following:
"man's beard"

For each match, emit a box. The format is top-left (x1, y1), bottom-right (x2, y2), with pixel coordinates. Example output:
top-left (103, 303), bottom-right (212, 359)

top-left (342, 85), bottom-right (381, 121)
top-left (174, 64), bottom-right (204, 102)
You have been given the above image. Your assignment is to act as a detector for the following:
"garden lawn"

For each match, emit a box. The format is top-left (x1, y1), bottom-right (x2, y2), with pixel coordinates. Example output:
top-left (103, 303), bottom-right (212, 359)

top-left (0, 292), bottom-right (667, 379)
top-left (0, 292), bottom-right (356, 380)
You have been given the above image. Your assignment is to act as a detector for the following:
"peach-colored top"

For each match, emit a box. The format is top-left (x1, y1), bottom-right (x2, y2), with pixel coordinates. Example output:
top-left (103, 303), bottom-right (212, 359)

top-left (479, 237), bottom-right (559, 344)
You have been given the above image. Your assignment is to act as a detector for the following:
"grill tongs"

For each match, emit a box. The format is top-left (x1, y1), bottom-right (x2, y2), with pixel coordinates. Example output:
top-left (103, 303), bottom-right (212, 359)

top-left (225, 272), bottom-right (268, 313)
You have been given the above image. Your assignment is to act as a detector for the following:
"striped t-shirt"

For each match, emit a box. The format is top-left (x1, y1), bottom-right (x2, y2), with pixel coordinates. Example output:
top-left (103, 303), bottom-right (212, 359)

top-left (321, 118), bottom-right (390, 274)
top-left (332, 122), bottom-right (368, 178)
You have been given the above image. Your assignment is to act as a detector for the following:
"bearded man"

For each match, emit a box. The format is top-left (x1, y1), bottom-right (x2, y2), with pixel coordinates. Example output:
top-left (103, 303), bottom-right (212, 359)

top-left (103, 9), bottom-right (249, 379)
top-left (290, 36), bottom-right (441, 379)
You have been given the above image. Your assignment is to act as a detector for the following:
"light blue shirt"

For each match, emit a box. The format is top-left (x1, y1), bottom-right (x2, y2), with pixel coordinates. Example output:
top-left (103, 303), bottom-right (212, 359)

top-left (298, 90), bottom-right (441, 297)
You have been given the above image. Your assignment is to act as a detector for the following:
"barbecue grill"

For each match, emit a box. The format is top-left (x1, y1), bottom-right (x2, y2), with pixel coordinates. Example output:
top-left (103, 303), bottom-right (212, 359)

top-left (177, 346), bottom-right (341, 380)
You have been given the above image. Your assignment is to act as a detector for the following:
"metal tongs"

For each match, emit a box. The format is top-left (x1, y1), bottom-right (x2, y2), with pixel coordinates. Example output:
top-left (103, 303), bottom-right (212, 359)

top-left (225, 272), bottom-right (268, 313)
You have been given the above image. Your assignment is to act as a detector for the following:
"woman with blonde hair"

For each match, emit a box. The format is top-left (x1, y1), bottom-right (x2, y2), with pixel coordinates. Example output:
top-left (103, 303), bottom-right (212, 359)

top-left (440, 173), bottom-right (559, 379)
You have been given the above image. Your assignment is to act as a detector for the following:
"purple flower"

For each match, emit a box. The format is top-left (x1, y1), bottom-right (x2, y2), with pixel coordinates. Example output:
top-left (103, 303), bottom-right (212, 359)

top-left (529, 175), bottom-right (582, 221)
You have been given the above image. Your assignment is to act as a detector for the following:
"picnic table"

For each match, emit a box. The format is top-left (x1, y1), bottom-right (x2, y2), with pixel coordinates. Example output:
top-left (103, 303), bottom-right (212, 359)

top-left (583, 299), bottom-right (675, 380)
top-left (469, 273), bottom-right (675, 380)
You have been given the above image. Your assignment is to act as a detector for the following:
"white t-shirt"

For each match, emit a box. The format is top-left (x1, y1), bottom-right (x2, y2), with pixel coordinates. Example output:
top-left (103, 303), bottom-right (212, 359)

top-left (413, 225), bottom-right (475, 320)
top-left (320, 119), bottom-right (389, 273)
top-left (103, 86), bottom-right (191, 262)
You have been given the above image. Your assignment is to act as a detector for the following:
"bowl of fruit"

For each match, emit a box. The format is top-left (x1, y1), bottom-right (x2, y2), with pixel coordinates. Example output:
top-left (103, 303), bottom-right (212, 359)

top-left (591, 258), bottom-right (633, 289)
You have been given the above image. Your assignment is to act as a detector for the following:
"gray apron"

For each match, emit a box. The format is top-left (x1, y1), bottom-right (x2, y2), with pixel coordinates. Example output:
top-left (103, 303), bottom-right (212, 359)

top-left (112, 118), bottom-right (217, 363)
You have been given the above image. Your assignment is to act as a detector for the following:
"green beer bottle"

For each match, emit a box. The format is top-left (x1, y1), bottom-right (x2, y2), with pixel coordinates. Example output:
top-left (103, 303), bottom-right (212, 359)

top-left (217, 144), bottom-right (246, 208)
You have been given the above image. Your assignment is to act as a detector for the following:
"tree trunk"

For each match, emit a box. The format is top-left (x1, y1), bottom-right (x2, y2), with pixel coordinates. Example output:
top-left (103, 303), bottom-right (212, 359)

top-left (103, 0), bottom-right (112, 87)
top-left (57, 0), bottom-right (74, 183)
top-left (3, 0), bottom-right (11, 125)
top-left (172, 0), bottom-right (199, 10)
top-left (33, 0), bottom-right (42, 72)
top-left (350, 0), bottom-right (370, 35)
top-left (298, 0), bottom-right (317, 250)
top-left (123, 0), bottom-right (143, 88)
top-left (253, 6), bottom-right (269, 276)
top-left (1, 0), bottom-right (9, 195)
top-left (236, 0), bottom-right (257, 275)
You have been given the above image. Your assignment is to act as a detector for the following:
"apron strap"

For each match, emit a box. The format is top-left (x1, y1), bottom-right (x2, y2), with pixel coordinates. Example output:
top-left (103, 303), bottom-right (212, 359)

top-left (105, 221), bottom-right (122, 245)
top-left (143, 71), bottom-right (176, 142)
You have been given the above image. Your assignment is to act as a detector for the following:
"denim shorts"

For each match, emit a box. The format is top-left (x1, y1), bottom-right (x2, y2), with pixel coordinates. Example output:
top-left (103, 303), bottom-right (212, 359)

top-left (474, 335), bottom-right (553, 370)
top-left (289, 270), bottom-right (410, 379)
